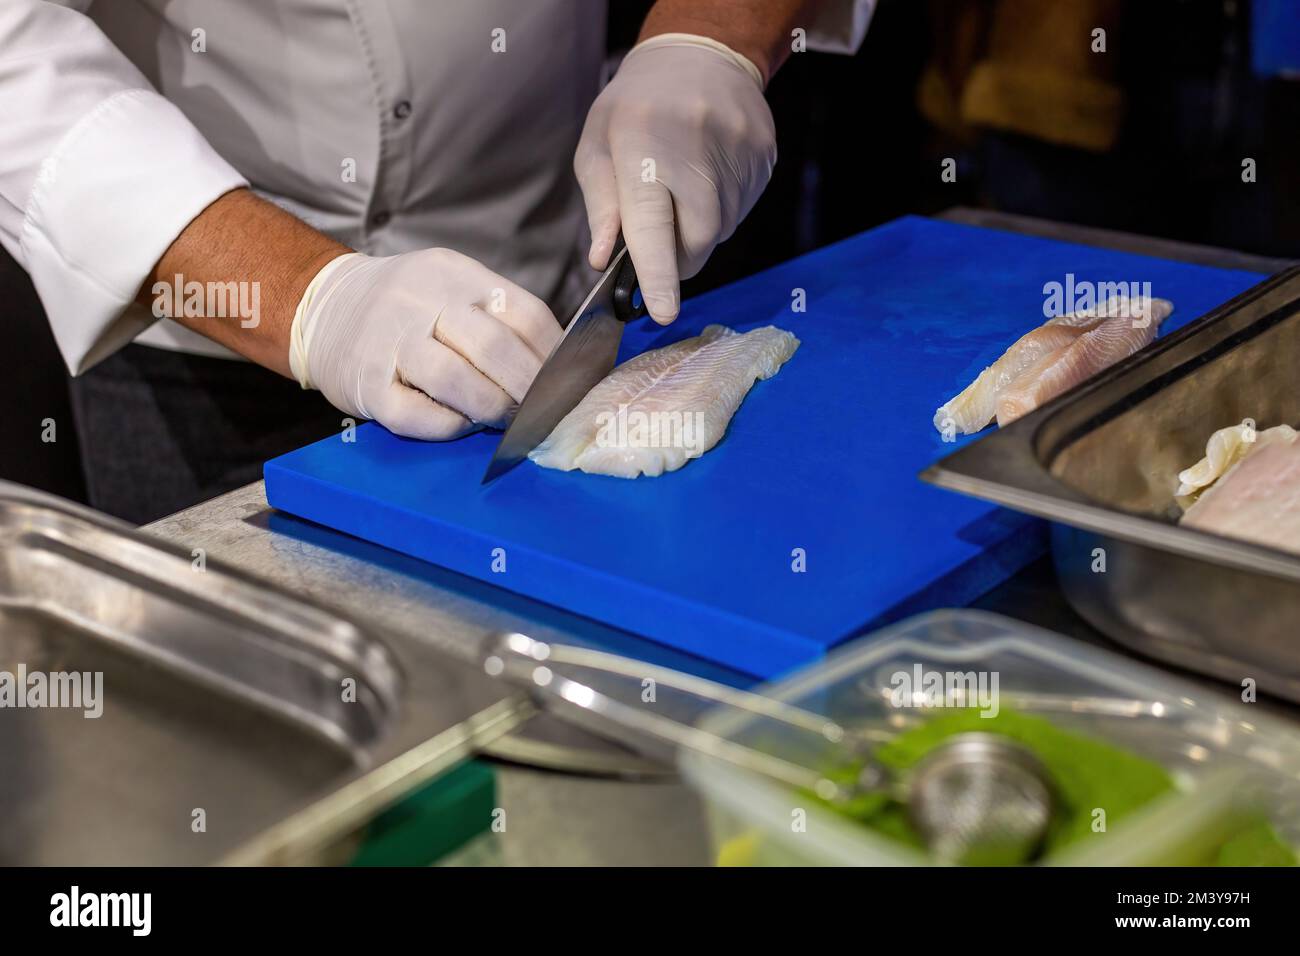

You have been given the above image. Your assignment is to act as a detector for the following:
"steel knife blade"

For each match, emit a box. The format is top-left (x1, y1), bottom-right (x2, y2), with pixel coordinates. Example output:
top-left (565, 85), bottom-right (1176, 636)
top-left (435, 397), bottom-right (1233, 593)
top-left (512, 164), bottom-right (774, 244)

top-left (481, 241), bottom-right (645, 484)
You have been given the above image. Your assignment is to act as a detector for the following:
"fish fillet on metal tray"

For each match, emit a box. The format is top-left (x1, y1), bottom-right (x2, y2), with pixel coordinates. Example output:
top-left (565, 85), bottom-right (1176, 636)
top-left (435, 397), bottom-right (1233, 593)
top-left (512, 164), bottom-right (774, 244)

top-left (924, 266), bottom-right (1300, 703)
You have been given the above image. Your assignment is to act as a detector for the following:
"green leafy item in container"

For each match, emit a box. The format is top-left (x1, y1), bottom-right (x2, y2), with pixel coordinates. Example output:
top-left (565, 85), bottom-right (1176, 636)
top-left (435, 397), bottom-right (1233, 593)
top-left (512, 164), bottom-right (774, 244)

top-left (814, 708), bottom-right (1295, 865)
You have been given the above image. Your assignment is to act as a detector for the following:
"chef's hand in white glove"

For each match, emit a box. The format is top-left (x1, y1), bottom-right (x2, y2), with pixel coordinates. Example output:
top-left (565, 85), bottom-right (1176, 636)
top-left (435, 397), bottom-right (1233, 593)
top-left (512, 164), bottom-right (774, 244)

top-left (289, 250), bottom-right (561, 440)
top-left (574, 33), bottom-right (776, 325)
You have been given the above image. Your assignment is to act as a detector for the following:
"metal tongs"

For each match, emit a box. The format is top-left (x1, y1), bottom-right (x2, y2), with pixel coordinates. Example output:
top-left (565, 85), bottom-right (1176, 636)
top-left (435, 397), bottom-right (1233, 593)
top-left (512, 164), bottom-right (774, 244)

top-left (482, 632), bottom-right (1057, 865)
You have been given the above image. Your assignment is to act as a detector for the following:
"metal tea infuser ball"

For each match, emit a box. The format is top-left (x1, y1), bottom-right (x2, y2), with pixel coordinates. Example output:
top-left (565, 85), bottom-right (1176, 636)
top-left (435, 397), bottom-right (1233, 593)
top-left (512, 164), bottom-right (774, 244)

top-left (854, 732), bottom-right (1055, 866)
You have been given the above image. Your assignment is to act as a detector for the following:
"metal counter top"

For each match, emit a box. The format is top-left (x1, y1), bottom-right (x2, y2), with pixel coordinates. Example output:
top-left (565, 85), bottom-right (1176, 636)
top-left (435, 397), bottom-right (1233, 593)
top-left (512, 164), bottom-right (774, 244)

top-left (144, 482), bottom-right (712, 865)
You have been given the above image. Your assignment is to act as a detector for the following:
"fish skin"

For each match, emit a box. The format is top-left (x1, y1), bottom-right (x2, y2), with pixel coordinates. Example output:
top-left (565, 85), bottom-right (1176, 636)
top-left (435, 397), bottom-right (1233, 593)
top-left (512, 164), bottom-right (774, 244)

top-left (529, 324), bottom-right (799, 478)
top-left (1181, 435), bottom-right (1300, 554)
top-left (995, 297), bottom-right (1173, 427)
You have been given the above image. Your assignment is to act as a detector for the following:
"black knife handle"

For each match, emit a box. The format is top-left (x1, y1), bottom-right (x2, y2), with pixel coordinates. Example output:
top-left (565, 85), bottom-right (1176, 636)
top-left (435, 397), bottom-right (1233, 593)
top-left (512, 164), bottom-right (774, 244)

top-left (612, 245), bottom-right (649, 323)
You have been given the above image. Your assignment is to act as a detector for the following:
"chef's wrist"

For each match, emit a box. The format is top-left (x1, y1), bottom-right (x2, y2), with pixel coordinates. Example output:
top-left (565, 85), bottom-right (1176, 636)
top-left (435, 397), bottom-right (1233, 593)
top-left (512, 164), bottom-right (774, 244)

top-left (277, 243), bottom-right (357, 381)
top-left (626, 32), bottom-right (765, 89)
top-left (141, 188), bottom-right (352, 378)
top-left (288, 251), bottom-right (365, 390)
top-left (638, 0), bottom-right (815, 84)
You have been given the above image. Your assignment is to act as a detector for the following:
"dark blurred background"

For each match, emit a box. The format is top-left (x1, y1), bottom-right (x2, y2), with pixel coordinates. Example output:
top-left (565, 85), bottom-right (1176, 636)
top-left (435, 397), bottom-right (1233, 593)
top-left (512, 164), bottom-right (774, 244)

top-left (3, 0), bottom-right (1297, 508)
top-left (675, 0), bottom-right (1300, 286)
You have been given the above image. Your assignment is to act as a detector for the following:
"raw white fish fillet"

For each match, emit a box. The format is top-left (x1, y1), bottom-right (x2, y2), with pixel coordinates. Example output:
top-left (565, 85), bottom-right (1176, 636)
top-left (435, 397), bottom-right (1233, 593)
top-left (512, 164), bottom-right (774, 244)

top-left (1181, 435), bottom-right (1300, 554)
top-left (995, 297), bottom-right (1173, 427)
top-left (933, 296), bottom-right (1167, 436)
top-left (1175, 419), bottom-right (1299, 502)
top-left (932, 324), bottom-right (1093, 435)
top-left (529, 324), bottom-right (799, 478)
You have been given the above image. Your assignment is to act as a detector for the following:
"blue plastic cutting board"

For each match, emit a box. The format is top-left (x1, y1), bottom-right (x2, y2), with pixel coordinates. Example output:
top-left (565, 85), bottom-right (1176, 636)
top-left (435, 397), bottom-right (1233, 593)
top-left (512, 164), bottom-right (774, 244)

top-left (264, 216), bottom-right (1264, 677)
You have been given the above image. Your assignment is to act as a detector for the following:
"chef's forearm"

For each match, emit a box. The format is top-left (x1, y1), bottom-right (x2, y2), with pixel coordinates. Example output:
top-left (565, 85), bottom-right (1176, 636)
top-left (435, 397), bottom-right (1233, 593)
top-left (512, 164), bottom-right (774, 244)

top-left (639, 0), bottom-right (820, 83)
top-left (136, 188), bottom-right (351, 377)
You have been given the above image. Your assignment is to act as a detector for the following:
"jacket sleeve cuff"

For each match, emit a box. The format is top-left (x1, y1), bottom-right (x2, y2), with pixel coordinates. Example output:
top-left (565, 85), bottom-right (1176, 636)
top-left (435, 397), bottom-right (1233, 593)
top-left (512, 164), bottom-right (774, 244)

top-left (19, 88), bottom-right (249, 374)
top-left (804, 0), bottom-right (876, 55)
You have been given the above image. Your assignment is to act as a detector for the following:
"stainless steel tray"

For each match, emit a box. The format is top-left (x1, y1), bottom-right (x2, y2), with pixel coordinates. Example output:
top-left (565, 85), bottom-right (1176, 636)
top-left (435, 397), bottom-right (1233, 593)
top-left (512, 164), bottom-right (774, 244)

top-left (923, 266), bottom-right (1300, 702)
top-left (0, 483), bottom-right (528, 864)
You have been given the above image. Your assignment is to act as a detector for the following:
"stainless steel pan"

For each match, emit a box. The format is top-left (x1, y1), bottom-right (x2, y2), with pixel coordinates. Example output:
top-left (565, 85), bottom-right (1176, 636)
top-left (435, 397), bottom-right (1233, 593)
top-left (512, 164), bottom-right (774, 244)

top-left (0, 483), bottom-right (527, 864)
top-left (924, 267), bottom-right (1300, 702)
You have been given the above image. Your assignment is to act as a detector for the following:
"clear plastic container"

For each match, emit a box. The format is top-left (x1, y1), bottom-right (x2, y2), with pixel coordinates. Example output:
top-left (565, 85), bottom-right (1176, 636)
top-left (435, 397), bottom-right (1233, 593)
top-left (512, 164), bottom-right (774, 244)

top-left (679, 610), bottom-right (1300, 866)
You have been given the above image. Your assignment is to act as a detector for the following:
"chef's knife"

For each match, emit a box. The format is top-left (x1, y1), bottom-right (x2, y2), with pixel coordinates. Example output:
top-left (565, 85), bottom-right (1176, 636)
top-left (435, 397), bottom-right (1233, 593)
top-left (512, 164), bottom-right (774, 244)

top-left (481, 238), bottom-right (648, 484)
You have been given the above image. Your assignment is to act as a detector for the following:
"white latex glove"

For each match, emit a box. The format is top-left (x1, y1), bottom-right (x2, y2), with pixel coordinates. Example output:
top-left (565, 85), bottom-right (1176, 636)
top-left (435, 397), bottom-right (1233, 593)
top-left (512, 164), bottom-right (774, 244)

top-left (575, 33), bottom-right (775, 325)
top-left (289, 250), bottom-right (561, 440)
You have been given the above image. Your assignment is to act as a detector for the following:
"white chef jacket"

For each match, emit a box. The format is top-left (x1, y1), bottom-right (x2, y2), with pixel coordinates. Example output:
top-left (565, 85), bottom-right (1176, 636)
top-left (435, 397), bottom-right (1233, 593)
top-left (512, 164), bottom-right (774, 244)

top-left (1, 1), bottom-right (874, 374)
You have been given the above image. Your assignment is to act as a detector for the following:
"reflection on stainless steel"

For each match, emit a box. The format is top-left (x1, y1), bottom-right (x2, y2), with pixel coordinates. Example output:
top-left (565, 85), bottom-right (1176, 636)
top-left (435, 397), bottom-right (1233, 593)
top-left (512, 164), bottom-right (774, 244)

top-left (483, 631), bottom-right (844, 798)
top-left (483, 633), bottom-right (1055, 864)
top-left (0, 483), bottom-right (529, 865)
top-left (482, 240), bottom-right (642, 483)
top-left (924, 267), bottom-right (1300, 702)
top-left (155, 482), bottom-right (718, 784)
top-left (539, 641), bottom-right (844, 738)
